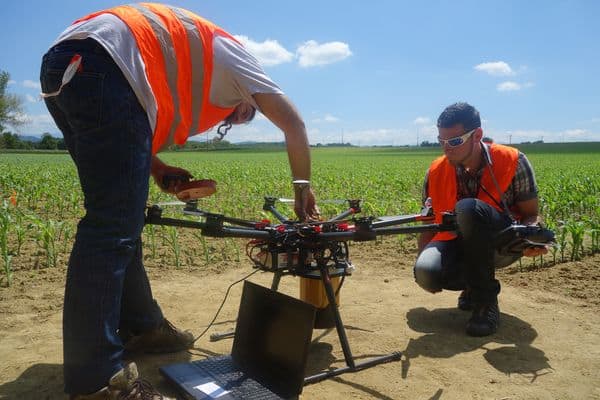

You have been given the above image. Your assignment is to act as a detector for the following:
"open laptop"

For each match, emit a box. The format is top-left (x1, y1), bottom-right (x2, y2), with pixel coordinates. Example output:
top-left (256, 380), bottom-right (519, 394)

top-left (160, 280), bottom-right (316, 400)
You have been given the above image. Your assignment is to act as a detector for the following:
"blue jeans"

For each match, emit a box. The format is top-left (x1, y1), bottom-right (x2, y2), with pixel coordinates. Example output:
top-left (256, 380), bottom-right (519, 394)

top-left (414, 198), bottom-right (520, 303)
top-left (40, 39), bottom-right (163, 395)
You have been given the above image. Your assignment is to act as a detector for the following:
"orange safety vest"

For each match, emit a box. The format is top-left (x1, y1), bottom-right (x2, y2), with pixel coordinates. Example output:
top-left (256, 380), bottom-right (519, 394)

top-left (428, 143), bottom-right (519, 241)
top-left (75, 3), bottom-right (236, 154)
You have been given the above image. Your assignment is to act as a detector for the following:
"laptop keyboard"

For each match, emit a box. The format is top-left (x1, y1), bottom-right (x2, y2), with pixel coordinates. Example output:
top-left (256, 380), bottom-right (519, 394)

top-left (192, 356), bottom-right (283, 400)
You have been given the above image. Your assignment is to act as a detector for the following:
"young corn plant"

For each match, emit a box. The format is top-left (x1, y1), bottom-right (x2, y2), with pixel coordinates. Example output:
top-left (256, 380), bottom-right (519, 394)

top-left (13, 211), bottom-right (27, 257)
top-left (0, 202), bottom-right (13, 286)
top-left (224, 238), bottom-right (240, 262)
top-left (163, 226), bottom-right (182, 269)
top-left (591, 224), bottom-right (599, 254)
top-left (588, 212), bottom-right (599, 253)
top-left (143, 224), bottom-right (158, 259)
top-left (555, 222), bottom-right (568, 263)
top-left (544, 221), bottom-right (560, 265)
top-left (60, 222), bottom-right (75, 255)
top-left (32, 217), bottom-right (63, 268)
top-left (567, 220), bottom-right (586, 261)
top-left (193, 231), bottom-right (211, 265)
top-left (1, 253), bottom-right (12, 287)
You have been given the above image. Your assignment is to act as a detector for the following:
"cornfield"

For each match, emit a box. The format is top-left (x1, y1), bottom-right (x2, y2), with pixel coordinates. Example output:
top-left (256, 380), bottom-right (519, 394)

top-left (1, 143), bottom-right (599, 286)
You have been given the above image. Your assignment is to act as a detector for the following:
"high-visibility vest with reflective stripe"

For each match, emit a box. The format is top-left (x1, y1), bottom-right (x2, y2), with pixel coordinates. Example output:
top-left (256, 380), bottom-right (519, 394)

top-left (428, 143), bottom-right (519, 241)
top-left (75, 3), bottom-right (236, 154)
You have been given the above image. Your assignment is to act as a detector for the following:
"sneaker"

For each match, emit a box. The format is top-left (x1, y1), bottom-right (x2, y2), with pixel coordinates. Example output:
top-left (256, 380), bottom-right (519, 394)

top-left (466, 300), bottom-right (500, 337)
top-left (122, 319), bottom-right (194, 354)
top-left (457, 289), bottom-right (473, 311)
top-left (70, 362), bottom-right (174, 399)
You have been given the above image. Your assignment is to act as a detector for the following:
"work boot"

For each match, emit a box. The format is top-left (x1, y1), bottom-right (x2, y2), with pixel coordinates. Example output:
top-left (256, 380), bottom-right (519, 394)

top-left (70, 362), bottom-right (174, 399)
top-left (466, 300), bottom-right (500, 337)
top-left (457, 289), bottom-right (473, 311)
top-left (121, 319), bottom-right (194, 353)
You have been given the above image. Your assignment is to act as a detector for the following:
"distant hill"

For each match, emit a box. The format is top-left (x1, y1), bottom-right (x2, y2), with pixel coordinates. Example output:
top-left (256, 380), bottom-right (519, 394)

top-left (18, 135), bottom-right (42, 143)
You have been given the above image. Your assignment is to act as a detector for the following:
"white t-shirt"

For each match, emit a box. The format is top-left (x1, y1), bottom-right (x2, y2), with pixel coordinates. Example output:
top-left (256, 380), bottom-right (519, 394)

top-left (52, 13), bottom-right (282, 134)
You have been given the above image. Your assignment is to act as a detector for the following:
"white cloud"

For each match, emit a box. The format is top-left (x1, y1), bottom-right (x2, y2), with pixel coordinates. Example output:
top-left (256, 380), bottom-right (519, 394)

top-left (497, 81), bottom-right (521, 92)
top-left (490, 128), bottom-right (599, 144)
top-left (22, 112), bottom-right (57, 134)
top-left (474, 61), bottom-right (515, 77)
top-left (23, 80), bottom-right (41, 90)
top-left (8, 79), bottom-right (16, 85)
top-left (25, 94), bottom-right (38, 103)
top-left (313, 114), bottom-right (339, 123)
top-left (190, 119), bottom-right (282, 143)
top-left (312, 128), bottom-right (418, 146)
top-left (296, 40), bottom-right (352, 68)
top-left (413, 117), bottom-right (430, 125)
top-left (523, 81), bottom-right (535, 88)
top-left (198, 123), bottom-right (599, 146)
top-left (563, 129), bottom-right (588, 139)
top-left (234, 35), bottom-right (293, 67)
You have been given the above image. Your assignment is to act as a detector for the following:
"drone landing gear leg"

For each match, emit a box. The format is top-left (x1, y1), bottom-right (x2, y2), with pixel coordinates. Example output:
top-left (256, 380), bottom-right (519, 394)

top-left (270, 270), bottom-right (283, 291)
top-left (210, 271), bottom-right (284, 342)
top-left (303, 263), bottom-right (402, 385)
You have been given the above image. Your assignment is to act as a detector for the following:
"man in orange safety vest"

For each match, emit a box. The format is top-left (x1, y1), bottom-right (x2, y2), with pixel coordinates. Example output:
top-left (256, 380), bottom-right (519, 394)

top-left (40, 4), bottom-right (318, 398)
top-left (414, 102), bottom-right (548, 337)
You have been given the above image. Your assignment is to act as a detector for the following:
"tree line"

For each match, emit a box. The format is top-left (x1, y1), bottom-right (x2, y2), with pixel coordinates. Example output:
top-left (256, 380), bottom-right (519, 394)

top-left (1, 70), bottom-right (66, 150)
top-left (1, 132), bottom-right (65, 150)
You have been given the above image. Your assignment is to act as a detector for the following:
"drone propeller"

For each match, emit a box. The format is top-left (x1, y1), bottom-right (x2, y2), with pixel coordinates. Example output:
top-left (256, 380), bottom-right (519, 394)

top-left (152, 199), bottom-right (201, 209)
top-left (273, 197), bottom-right (347, 205)
top-left (154, 200), bottom-right (187, 207)
top-left (376, 215), bottom-right (412, 221)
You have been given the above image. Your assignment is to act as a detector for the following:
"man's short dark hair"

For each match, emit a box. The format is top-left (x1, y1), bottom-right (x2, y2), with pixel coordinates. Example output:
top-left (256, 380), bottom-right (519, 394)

top-left (437, 102), bottom-right (481, 131)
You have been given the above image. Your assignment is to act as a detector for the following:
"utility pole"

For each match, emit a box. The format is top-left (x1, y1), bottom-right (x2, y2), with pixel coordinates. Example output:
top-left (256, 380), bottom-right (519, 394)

top-left (416, 127), bottom-right (419, 147)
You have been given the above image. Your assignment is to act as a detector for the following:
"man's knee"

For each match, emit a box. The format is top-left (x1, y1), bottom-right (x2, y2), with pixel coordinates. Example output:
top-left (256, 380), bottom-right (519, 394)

top-left (455, 198), bottom-right (495, 238)
top-left (455, 198), bottom-right (479, 223)
top-left (414, 262), bottom-right (443, 293)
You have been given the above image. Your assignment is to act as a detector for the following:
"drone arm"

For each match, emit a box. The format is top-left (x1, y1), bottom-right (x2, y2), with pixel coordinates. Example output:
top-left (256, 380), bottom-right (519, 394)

top-left (146, 206), bottom-right (271, 239)
top-left (327, 208), bottom-right (356, 222)
top-left (262, 197), bottom-right (292, 223)
top-left (372, 223), bottom-right (453, 236)
top-left (145, 213), bottom-right (207, 230)
top-left (217, 227), bottom-right (271, 239)
top-left (371, 214), bottom-right (434, 228)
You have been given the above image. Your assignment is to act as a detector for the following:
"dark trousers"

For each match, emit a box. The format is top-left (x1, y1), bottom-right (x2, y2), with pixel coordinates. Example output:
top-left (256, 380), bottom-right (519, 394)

top-left (40, 39), bottom-right (163, 394)
top-left (414, 198), bottom-right (520, 303)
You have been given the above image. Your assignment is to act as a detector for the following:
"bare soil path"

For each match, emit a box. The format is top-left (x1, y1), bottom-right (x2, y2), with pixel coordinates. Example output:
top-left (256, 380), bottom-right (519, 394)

top-left (1, 246), bottom-right (599, 400)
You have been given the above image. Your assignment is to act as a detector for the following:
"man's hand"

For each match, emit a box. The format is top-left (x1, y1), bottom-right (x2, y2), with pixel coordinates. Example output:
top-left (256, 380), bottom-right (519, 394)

top-left (151, 156), bottom-right (193, 194)
top-left (515, 199), bottom-right (549, 257)
top-left (293, 183), bottom-right (320, 222)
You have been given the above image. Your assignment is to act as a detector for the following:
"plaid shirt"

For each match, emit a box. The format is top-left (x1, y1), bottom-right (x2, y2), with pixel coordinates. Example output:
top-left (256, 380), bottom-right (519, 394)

top-left (422, 143), bottom-right (538, 211)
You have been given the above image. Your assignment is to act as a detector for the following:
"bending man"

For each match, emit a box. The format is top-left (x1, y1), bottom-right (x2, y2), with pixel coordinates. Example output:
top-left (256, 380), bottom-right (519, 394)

top-left (40, 3), bottom-right (318, 399)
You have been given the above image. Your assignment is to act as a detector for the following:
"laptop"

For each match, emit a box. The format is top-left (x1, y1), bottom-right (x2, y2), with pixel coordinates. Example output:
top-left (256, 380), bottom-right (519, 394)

top-left (160, 280), bottom-right (316, 400)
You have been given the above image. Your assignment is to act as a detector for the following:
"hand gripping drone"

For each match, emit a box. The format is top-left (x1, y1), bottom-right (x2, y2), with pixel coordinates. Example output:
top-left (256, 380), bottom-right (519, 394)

top-left (145, 196), bottom-right (457, 384)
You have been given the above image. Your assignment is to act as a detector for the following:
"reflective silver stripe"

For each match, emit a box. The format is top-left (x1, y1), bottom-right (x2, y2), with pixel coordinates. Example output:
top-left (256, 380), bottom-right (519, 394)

top-left (129, 3), bottom-right (181, 149)
top-left (172, 7), bottom-right (204, 134)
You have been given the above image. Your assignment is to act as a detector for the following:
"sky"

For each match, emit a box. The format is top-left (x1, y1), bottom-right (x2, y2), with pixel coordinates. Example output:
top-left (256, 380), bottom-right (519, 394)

top-left (2, 0), bottom-right (600, 146)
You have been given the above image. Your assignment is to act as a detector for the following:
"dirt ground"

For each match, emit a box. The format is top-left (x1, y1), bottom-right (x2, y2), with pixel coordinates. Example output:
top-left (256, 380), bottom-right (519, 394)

top-left (1, 239), bottom-right (599, 400)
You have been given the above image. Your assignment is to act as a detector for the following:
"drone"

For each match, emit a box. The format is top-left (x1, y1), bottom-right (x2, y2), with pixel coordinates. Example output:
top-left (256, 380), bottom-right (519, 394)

top-left (145, 195), bottom-right (458, 383)
top-left (146, 196), bottom-right (460, 280)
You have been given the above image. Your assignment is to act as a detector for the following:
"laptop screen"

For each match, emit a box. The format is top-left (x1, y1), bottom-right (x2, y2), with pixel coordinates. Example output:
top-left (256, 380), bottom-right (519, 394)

top-left (232, 281), bottom-right (316, 399)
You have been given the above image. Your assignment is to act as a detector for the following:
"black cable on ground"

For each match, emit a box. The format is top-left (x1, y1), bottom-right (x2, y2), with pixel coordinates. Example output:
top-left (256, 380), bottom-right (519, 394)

top-left (191, 268), bottom-right (260, 343)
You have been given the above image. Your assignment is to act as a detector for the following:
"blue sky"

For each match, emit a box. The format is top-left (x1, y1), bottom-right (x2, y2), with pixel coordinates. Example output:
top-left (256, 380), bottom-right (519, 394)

top-left (3, 0), bottom-right (599, 145)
